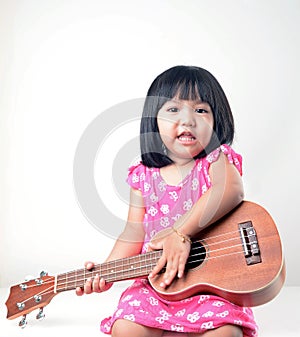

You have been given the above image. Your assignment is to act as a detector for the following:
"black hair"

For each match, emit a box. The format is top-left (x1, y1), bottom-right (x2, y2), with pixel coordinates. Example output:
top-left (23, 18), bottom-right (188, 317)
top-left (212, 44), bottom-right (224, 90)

top-left (140, 65), bottom-right (234, 168)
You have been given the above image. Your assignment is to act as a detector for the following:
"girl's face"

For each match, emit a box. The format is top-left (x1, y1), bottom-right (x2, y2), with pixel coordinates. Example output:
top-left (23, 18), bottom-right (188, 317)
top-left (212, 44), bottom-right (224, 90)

top-left (157, 98), bottom-right (214, 164)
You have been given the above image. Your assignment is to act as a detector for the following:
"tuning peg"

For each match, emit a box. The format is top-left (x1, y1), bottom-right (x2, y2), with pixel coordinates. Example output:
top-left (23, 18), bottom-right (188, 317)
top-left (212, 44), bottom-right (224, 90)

top-left (19, 314), bottom-right (27, 328)
top-left (36, 307), bottom-right (45, 320)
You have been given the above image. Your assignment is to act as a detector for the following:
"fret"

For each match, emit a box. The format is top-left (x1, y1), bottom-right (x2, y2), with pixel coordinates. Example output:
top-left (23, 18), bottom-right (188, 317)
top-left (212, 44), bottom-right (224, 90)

top-left (131, 256), bottom-right (137, 277)
top-left (140, 253), bottom-right (146, 276)
top-left (75, 269), bottom-right (77, 289)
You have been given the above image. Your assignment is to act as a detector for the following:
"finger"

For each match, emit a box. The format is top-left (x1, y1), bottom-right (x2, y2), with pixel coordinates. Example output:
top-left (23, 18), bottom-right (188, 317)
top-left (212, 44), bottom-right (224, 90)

top-left (85, 261), bottom-right (94, 270)
top-left (93, 274), bottom-right (101, 292)
top-left (84, 277), bottom-right (93, 294)
top-left (75, 286), bottom-right (84, 296)
top-left (163, 258), bottom-right (179, 287)
top-left (177, 255), bottom-right (187, 279)
top-left (99, 277), bottom-right (107, 291)
top-left (149, 255), bottom-right (167, 279)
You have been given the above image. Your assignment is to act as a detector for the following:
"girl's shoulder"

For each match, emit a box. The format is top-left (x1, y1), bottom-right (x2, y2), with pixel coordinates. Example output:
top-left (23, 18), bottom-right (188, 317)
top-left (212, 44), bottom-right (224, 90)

top-left (200, 144), bottom-right (243, 175)
top-left (126, 161), bottom-right (159, 190)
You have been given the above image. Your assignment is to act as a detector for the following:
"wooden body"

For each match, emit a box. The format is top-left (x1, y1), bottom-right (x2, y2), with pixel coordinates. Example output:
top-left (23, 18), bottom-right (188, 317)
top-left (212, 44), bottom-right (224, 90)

top-left (150, 201), bottom-right (286, 306)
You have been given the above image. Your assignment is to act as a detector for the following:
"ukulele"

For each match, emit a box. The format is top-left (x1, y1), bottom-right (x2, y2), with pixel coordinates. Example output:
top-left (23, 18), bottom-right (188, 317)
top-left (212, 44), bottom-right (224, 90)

top-left (5, 201), bottom-right (286, 327)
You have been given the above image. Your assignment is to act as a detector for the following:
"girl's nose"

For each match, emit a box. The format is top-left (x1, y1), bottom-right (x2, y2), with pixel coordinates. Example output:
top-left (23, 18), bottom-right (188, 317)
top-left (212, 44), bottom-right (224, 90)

top-left (180, 108), bottom-right (195, 127)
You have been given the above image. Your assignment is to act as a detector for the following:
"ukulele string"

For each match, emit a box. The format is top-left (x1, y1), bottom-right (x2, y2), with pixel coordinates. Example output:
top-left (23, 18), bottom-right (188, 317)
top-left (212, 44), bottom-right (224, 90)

top-left (24, 230), bottom-right (245, 291)
top-left (54, 234), bottom-right (247, 289)
top-left (74, 228), bottom-right (248, 278)
top-left (21, 230), bottom-right (253, 288)
top-left (23, 278), bottom-right (56, 289)
top-left (17, 285), bottom-right (55, 304)
top-left (62, 229), bottom-right (246, 282)
top-left (55, 246), bottom-right (244, 288)
top-left (19, 243), bottom-right (246, 300)
top-left (96, 246), bottom-right (245, 284)
top-left (200, 229), bottom-right (239, 242)
top-left (22, 230), bottom-right (252, 291)
top-left (16, 244), bottom-right (246, 305)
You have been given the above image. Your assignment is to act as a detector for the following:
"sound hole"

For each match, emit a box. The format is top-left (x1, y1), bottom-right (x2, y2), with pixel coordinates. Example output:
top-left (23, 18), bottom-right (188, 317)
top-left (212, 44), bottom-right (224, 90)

top-left (185, 241), bottom-right (207, 271)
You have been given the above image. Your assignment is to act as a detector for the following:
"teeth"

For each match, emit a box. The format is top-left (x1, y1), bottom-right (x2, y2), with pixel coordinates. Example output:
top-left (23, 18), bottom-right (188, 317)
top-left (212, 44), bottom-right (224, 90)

top-left (178, 135), bottom-right (195, 141)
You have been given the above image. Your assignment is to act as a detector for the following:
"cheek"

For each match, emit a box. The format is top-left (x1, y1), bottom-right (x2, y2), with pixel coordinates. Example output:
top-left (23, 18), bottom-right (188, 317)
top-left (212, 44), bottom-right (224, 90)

top-left (157, 118), bottom-right (175, 136)
top-left (197, 118), bottom-right (214, 144)
top-left (205, 125), bottom-right (214, 143)
top-left (198, 117), bottom-right (214, 132)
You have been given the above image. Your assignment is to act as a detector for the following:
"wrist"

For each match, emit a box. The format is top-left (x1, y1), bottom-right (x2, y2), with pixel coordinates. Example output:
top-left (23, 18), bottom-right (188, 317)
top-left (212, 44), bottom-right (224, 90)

top-left (172, 226), bottom-right (192, 244)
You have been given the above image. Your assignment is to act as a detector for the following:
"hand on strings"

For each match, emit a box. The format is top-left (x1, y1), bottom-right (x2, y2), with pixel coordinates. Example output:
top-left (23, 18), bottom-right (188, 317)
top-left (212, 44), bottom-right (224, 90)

top-left (148, 230), bottom-right (191, 288)
top-left (75, 261), bottom-right (112, 296)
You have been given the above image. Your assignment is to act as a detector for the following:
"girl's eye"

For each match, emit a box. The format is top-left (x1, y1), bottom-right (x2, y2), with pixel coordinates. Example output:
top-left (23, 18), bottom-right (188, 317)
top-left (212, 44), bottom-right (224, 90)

top-left (167, 107), bottom-right (179, 113)
top-left (195, 108), bottom-right (208, 114)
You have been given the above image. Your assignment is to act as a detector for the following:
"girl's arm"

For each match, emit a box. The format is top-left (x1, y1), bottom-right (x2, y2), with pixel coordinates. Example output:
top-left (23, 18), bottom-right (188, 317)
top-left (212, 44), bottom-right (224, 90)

top-left (149, 152), bottom-right (244, 287)
top-left (176, 151), bottom-right (244, 236)
top-left (76, 188), bottom-right (145, 295)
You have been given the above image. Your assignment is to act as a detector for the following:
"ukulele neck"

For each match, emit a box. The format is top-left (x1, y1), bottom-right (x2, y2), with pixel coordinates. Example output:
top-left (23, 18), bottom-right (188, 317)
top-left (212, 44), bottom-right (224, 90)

top-left (54, 250), bottom-right (163, 292)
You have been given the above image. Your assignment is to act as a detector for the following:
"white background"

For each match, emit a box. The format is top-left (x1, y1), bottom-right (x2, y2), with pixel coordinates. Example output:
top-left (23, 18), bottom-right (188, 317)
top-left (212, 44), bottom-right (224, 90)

top-left (0, 0), bottom-right (299, 293)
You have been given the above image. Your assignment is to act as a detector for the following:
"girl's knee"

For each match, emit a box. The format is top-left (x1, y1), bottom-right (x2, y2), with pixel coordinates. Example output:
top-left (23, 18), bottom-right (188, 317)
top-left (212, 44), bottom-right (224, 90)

top-left (111, 319), bottom-right (130, 337)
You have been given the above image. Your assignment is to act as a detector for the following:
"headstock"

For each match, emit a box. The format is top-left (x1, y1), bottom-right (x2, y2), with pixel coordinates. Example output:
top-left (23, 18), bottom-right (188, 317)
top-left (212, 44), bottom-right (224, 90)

top-left (5, 271), bottom-right (57, 327)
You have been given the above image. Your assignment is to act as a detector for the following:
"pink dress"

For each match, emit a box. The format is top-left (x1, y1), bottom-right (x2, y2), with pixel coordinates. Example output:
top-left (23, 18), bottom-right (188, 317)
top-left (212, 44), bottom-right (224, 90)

top-left (100, 145), bottom-right (258, 336)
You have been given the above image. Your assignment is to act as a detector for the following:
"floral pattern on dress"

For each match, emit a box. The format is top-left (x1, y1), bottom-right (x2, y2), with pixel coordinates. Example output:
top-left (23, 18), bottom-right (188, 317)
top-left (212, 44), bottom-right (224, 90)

top-left (100, 145), bottom-right (257, 336)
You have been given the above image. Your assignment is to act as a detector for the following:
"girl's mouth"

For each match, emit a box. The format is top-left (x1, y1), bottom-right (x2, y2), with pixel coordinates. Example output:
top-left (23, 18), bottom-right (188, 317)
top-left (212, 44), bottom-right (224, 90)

top-left (177, 132), bottom-right (196, 143)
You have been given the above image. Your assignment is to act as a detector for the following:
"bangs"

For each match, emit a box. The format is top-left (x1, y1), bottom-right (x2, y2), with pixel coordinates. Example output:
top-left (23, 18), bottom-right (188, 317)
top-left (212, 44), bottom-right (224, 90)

top-left (173, 80), bottom-right (202, 101)
top-left (147, 66), bottom-right (215, 108)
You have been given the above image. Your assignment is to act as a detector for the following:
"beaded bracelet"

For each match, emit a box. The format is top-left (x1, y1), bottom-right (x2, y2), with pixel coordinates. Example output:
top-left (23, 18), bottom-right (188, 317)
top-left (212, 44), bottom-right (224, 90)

top-left (172, 227), bottom-right (192, 244)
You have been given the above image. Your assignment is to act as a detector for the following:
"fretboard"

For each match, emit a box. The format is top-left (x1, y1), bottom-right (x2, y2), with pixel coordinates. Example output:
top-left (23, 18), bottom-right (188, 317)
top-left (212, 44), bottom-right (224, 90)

top-left (55, 250), bottom-right (163, 292)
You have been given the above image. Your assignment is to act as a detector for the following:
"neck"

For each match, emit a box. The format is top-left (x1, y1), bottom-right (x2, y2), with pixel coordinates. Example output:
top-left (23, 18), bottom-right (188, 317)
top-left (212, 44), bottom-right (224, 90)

top-left (174, 159), bottom-right (195, 169)
top-left (54, 250), bottom-right (163, 292)
top-left (160, 159), bottom-right (195, 186)
top-left (166, 152), bottom-right (195, 167)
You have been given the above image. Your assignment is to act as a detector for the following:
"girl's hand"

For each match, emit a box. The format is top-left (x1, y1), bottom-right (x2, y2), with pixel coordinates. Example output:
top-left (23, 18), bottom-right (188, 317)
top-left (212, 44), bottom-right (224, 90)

top-left (148, 230), bottom-right (191, 288)
top-left (75, 261), bottom-right (112, 295)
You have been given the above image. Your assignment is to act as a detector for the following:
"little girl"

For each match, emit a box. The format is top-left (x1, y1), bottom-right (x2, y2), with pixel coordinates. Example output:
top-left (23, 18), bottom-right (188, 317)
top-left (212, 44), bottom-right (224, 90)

top-left (76, 66), bottom-right (258, 337)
